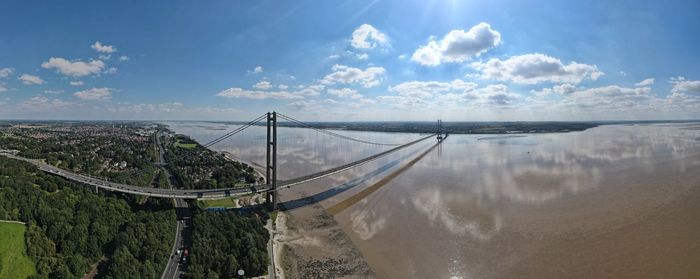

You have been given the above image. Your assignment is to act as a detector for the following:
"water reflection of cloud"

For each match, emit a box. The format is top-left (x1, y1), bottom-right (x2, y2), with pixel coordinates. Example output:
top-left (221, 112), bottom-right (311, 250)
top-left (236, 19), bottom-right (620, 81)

top-left (350, 202), bottom-right (387, 240)
top-left (412, 188), bottom-right (502, 241)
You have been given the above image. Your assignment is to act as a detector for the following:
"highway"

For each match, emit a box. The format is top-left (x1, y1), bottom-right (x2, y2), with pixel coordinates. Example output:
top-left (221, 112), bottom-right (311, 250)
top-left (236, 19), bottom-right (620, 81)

top-left (0, 153), bottom-right (264, 199)
top-left (157, 132), bottom-right (190, 279)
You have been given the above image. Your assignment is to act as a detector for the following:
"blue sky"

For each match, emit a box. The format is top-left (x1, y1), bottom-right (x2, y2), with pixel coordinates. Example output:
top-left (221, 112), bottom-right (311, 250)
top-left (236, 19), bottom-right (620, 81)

top-left (1, 0), bottom-right (699, 121)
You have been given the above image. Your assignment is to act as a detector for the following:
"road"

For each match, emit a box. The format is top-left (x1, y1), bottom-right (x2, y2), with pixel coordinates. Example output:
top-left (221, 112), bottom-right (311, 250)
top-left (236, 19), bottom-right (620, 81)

top-left (0, 152), bottom-right (264, 199)
top-left (157, 132), bottom-right (190, 279)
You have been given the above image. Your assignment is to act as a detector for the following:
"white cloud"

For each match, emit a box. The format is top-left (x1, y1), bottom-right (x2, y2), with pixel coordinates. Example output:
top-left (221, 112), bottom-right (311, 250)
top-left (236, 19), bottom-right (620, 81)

top-left (216, 88), bottom-right (302, 100)
top-left (389, 79), bottom-right (477, 99)
top-left (530, 83), bottom-right (577, 96)
top-left (249, 66), bottom-right (263, 74)
top-left (43, 90), bottom-right (63, 94)
top-left (23, 96), bottom-right (72, 109)
top-left (670, 77), bottom-right (700, 95)
top-left (478, 84), bottom-right (521, 105)
top-left (327, 88), bottom-right (362, 99)
top-left (70, 81), bottom-right (84, 86)
top-left (289, 99), bottom-right (341, 110)
top-left (19, 74), bottom-right (44, 85)
top-left (118, 56), bottom-right (129, 61)
top-left (567, 85), bottom-right (652, 109)
top-left (635, 78), bottom-right (655, 87)
top-left (74, 87), bottom-right (113, 100)
top-left (41, 57), bottom-right (106, 77)
top-left (277, 84), bottom-right (289, 90)
top-left (253, 80), bottom-right (272, 90)
top-left (356, 53), bottom-right (369, 60)
top-left (411, 22), bottom-right (501, 66)
top-left (351, 24), bottom-right (388, 49)
top-left (91, 41), bottom-right (117, 53)
top-left (99, 54), bottom-right (111, 60)
top-left (0, 83), bottom-right (6, 92)
top-left (398, 54), bottom-right (406, 60)
top-left (321, 64), bottom-right (385, 88)
top-left (216, 83), bottom-right (323, 100)
top-left (327, 54), bottom-right (340, 60)
top-left (472, 53), bottom-right (603, 84)
top-left (104, 67), bottom-right (118, 74)
top-left (0, 68), bottom-right (14, 78)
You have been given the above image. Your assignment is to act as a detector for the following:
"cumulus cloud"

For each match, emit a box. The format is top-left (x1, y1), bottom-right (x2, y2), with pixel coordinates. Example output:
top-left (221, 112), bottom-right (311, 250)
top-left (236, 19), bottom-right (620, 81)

top-left (91, 41), bottom-right (117, 53)
top-left (530, 83), bottom-right (577, 96)
top-left (472, 53), bottom-right (603, 84)
top-left (389, 79), bottom-right (477, 98)
top-left (23, 96), bottom-right (72, 109)
top-left (635, 78), bottom-right (655, 87)
top-left (249, 66), bottom-right (263, 74)
top-left (74, 87), bottom-right (113, 100)
top-left (411, 22), bottom-right (501, 66)
top-left (0, 68), bottom-right (14, 78)
top-left (70, 81), bottom-right (84, 86)
top-left (321, 64), bottom-right (385, 88)
top-left (19, 74), bottom-right (44, 85)
top-left (567, 85), bottom-right (652, 109)
top-left (351, 24), bottom-right (388, 49)
top-left (216, 84), bottom-right (323, 100)
top-left (356, 53), bottom-right (369, 60)
top-left (253, 80), bottom-right (272, 90)
top-left (327, 88), bottom-right (362, 99)
top-left (478, 84), bottom-right (521, 105)
top-left (118, 56), bottom-right (129, 62)
top-left (670, 77), bottom-right (700, 95)
top-left (41, 57), bottom-right (106, 77)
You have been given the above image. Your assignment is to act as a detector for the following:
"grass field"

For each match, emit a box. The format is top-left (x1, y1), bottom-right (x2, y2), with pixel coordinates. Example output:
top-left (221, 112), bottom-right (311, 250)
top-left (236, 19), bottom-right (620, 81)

top-left (0, 222), bottom-right (36, 279)
top-left (200, 198), bottom-right (238, 208)
top-left (174, 141), bottom-right (197, 149)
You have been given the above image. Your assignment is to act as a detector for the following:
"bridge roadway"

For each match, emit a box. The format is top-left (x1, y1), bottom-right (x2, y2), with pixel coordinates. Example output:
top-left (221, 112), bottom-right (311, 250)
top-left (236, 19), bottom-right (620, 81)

top-left (0, 133), bottom-right (435, 199)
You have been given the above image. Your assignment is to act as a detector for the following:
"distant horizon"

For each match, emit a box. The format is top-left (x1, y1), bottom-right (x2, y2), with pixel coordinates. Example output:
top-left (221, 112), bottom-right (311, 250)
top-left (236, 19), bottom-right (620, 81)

top-left (2, 118), bottom-right (699, 124)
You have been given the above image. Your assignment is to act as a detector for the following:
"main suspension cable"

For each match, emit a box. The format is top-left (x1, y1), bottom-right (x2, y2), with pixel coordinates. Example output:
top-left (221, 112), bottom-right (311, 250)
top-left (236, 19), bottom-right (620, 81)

top-left (203, 113), bottom-right (267, 147)
top-left (277, 113), bottom-right (408, 146)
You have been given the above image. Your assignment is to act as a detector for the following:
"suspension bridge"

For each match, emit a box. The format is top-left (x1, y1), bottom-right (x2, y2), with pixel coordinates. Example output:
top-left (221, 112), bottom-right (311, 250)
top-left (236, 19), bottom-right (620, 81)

top-left (0, 112), bottom-right (448, 210)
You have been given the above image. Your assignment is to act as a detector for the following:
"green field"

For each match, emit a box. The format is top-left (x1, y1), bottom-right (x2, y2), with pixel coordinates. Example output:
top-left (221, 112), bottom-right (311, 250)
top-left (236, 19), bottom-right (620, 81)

top-left (200, 197), bottom-right (238, 208)
top-left (174, 141), bottom-right (197, 149)
top-left (0, 222), bottom-right (36, 279)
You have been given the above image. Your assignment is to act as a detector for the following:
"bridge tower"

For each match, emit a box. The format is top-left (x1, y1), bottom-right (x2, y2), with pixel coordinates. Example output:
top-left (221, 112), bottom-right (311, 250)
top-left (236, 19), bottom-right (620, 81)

top-left (437, 119), bottom-right (443, 141)
top-left (266, 112), bottom-right (278, 210)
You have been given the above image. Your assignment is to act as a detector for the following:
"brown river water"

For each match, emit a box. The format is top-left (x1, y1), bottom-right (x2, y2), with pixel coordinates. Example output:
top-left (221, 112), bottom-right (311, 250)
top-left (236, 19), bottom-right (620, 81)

top-left (167, 122), bottom-right (700, 279)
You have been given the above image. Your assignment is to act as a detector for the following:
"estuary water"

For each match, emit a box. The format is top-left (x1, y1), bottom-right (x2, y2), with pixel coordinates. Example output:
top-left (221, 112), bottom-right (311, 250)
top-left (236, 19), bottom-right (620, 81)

top-left (167, 122), bottom-right (700, 279)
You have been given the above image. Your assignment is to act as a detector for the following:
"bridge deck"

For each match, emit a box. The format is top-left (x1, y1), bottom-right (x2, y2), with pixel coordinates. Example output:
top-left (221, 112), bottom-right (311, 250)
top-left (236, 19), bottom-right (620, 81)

top-left (0, 133), bottom-right (435, 200)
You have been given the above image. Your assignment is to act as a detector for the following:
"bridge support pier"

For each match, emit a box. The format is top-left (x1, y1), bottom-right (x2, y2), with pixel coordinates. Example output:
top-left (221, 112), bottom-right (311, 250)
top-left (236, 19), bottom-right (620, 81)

top-left (266, 112), bottom-right (278, 210)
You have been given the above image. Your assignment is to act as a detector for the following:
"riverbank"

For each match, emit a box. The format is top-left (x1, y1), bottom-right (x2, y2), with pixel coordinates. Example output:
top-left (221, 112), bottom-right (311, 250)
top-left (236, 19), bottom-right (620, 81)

top-left (274, 198), bottom-right (374, 278)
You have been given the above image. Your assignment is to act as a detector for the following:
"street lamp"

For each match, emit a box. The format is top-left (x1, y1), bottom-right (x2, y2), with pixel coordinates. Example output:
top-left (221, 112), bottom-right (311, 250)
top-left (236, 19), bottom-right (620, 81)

top-left (237, 269), bottom-right (245, 279)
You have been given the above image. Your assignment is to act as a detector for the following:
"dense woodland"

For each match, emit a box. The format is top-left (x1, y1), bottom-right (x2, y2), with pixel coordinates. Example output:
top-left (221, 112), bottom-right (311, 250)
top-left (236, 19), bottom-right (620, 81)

top-left (164, 134), bottom-right (258, 190)
top-left (0, 156), bottom-right (175, 278)
top-left (185, 210), bottom-right (270, 279)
